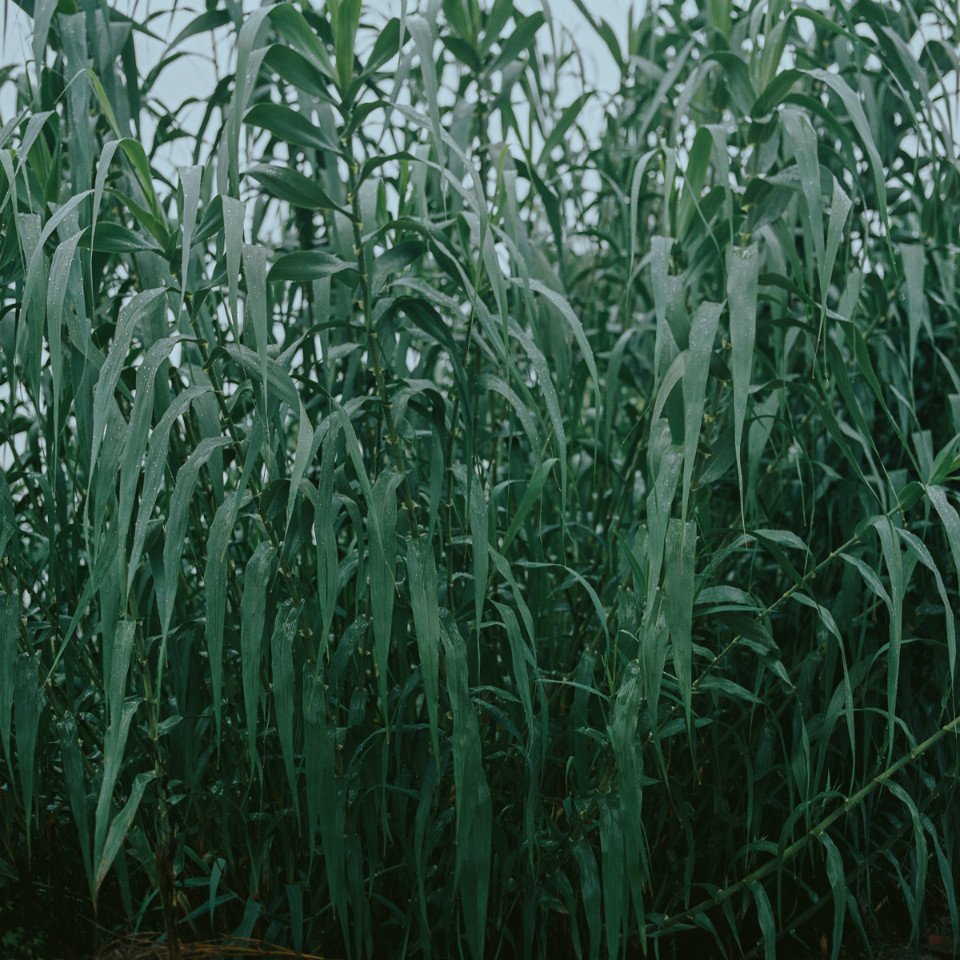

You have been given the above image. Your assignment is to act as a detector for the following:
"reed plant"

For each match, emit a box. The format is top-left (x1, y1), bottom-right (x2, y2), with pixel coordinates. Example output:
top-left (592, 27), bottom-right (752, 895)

top-left (1, 0), bottom-right (958, 957)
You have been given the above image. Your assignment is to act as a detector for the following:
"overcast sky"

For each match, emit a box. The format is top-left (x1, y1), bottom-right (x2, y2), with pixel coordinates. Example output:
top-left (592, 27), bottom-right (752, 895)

top-left (0, 0), bottom-right (632, 138)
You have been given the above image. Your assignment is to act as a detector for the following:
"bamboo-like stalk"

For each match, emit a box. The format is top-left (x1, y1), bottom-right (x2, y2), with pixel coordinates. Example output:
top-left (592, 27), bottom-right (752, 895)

top-left (658, 712), bottom-right (960, 936)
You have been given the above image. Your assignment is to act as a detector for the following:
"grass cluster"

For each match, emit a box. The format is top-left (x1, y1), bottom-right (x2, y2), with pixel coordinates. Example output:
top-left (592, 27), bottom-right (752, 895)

top-left (1, 0), bottom-right (959, 957)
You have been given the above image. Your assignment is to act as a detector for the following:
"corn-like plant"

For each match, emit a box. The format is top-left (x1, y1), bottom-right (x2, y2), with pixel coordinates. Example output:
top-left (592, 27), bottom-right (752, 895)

top-left (1, 0), bottom-right (958, 958)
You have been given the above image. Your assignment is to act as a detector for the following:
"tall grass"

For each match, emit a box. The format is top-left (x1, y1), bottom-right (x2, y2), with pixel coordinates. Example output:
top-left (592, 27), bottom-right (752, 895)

top-left (1, 0), bottom-right (958, 957)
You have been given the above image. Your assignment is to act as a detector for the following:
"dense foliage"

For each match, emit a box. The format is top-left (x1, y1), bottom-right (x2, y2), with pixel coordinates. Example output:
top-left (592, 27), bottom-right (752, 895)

top-left (1, 0), bottom-right (959, 957)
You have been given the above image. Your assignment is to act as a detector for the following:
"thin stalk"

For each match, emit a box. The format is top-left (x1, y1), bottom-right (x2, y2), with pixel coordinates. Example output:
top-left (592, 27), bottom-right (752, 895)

top-left (2, 566), bottom-right (99, 779)
top-left (443, 222), bottom-right (486, 602)
top-left (738, 751), bottom-right (960, 960)
top-left (185, 327), bottom-right (316, 662)
top-left (131, 621), bottom-right (179, 960)
top-left (344, 153), bottom-right (421, 539)
top-left (657, 709), bottom-right (960, 936)
top-left (643, 506), bottom-right (890, 749)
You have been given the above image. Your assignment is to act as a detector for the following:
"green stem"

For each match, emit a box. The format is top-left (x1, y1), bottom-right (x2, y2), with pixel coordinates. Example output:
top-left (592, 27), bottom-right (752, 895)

top-left (345, 154), bottom-right (421, 539)
top-left (658, 709), bottom-right (960, 935)
top-left (187, 322), bottom-right (317, 662)
top-left (738, 749), bottom-right (960, 960)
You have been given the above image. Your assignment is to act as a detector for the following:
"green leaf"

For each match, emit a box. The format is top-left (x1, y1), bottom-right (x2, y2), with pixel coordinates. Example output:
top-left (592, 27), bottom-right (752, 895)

top-left (442, 34), bottom-right (481, 72)
top-left (369, 471), bottom-right (403, 724)
top-left (93, 619), bottom-right (138, 891)
top-left (177, 164), bottom-right (202, 321)
top-left (220, 345), bottom-right (300, 413)
top-left (408, 17), bottom-right (444, 169)
top-left (525, 279), bottom-right (599, 494)
top-left (127, 384), bottom-right (212, 594)
top-left (539, 91), bottom-right (592, 166)
top-left (268, 250), bottom-right (357, 283)
top-left (753, 68), bottom-right (805, 118)
top-left (244, 102), bottom-right (340, 154)
top-left (263, 44), bottom-right (331, 101)
top-left (285, 401), bottom-right (314, 536)
top-left (924, 817), bottom-right (959, 960)
top-left (568, 0), bottom-right (623, 72)
top-left (363, 17), bottom-right (401, 76)
top-left (161, 436), bottom-right (232, 645)
top-left (116, 337), bottom-right (179, 587)
top-left (240, 542), bottom-right (277, 771)
top-left (84, 69), bottom-right (123, 139)
top-left (79, 221), bottom-right (161, 254)
top-left (492, 602), bottom-right (533, 748)
top-left (59, 714), bottom-right (94, 897)
top-left (681, 301), bottom-right (722, 522)
top-left (608, 660), bottom-right (648, 948)
top-left (268, 2), bottom-right (336, 80)
top-left (369, 240), bottom-right (426, 298)
top-left (407, 536), bottom-right (440, 758)
top-left (205, 489), bottom-right (244, 747)
top-left (14, 655), bottom-right (44, 853)
top-left (439, 611), bottom-right (491, 960)
top-left (165, 9), bottom-right (231, 51)
top-left (0, 591), bottom-right (17, 776)
top-left (314, 426), bottom-right (340, 664)
top-left (644, 419), bottom-right (683, 613)
top-left (90, 288), bottom-right (166, 486)
top-left (873, 517), bottom-right (905, 763)
top-left (665, 519), bottom-right (696, 743)
top-left (246, 163), bottom-right (345, 212)
top-left (900, 243), bottom-right (929, 374)
top-left (819, 834), bottom-right (845, 960)
top-left (599, 799), bottom-right (626, 959)
top-left (809, 67), bottom-right (890, 241)
top-left (335, 0), bottom-right (362, 93)
top-left (222, 196), bottom-right (245, 332)
top-left (303, 677), bottom-right (346, 923)
top-left (95, 771), bottom-right (156, 900)
top-left (489, 12), bottom-right (544, 73)
top-left (727, 243), bottom-right (759, 527)
top-left (895, 525), bottom-right (955, 687)
top-left (697, 676), bottom-right (761, 704)
top-left (749, 881), bottom-right (777, 960)
top-left (572, 838), bottom-right (602, 960)
top-left (46, 231), bottom-right (83, 465)
top-left (782, 107), bottom-right (825, 300)
top-left (271, 602), bottom-right (300, 815)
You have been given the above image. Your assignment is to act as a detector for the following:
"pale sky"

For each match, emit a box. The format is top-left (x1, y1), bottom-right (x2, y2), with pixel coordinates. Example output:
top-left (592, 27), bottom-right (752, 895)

top-left (0, 0), bottom-right (631, 135)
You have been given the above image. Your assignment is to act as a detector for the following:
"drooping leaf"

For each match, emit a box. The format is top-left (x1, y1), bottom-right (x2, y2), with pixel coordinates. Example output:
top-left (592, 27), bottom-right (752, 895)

top-left (727, 243), bottom-right (759, 527)
top-left (267, 250), bottom-right (356, 283)
top-left (14, 655), bottom-right (44, 853)
top-left (271, 602), bottom-right (300, 815)
top-left (407, 535), bottom-right (440, 758)
top-left (665, 519), bottom-right (697, 744)
top-left (246, 163), bottom-right (346, 212)
top-left (439, 611), bottom-right (491, 960)
top-left (681, 301), bottom-right (722, 522)
top-left (240, 542), bottom-right (277, 771)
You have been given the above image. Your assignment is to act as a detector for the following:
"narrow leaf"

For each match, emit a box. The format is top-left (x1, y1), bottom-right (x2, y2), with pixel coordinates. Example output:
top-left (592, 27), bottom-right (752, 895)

top-left (665, 519), bottom-right (697, 743)
top-left (682, 301), bottom-right (722, 521)
top-left (241, 542), bottom-right (277, 771)
top-left (727, 243), bottom-right (759, 527)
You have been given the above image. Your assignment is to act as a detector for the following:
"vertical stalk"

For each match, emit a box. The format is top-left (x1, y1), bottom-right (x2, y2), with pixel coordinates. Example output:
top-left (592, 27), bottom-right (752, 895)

top-left (185, 314), bottom-right (317, 662)
top-left (344, 149), bottom-right (421, 539)
top-left (133, 623), bottom-right (179, 960)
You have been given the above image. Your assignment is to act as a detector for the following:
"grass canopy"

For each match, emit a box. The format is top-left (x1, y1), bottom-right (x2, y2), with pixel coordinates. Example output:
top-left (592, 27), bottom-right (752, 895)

top-left (1, 0), bottom-right (959, 958)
